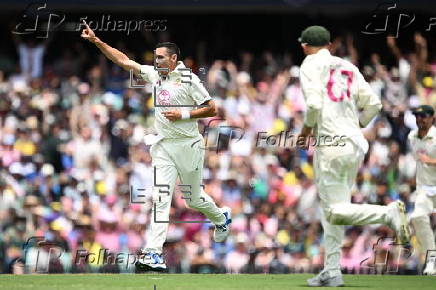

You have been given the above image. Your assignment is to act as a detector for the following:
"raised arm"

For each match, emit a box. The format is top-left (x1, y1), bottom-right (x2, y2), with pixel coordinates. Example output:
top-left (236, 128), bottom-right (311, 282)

top-left (414, 32), bottom-right (428, 72)
top-left (386, 37), bottom-right (402, 61)
top-left (80, 20), bottom-right (141, 75)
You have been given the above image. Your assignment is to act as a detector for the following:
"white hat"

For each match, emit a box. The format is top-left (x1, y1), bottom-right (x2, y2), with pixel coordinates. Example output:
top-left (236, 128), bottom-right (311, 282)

top-left (236, 232), bottom-right (248, 243)
top-left (9, 162), bottom-right (23, 175)
top-left (236, 71), bottom-right (251, 85)
top-left (2, 134), bottom-right (15, 145)
top-left (41, 163), bottom-right (54, 176)
top-left (289, 66), bottom-right (300, 78)
top-left (77, 82), bottom-right (90, 95)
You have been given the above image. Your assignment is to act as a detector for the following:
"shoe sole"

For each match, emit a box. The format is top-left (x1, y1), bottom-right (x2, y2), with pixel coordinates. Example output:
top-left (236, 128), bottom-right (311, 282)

top-left (307, 278), bottom-right (344, 287)
top-left (423, 265), bottom-right (436, 276)
top-left (396, 201), bottom-right (410, 245)
top-left (135, 262), bottom-right (167, 273)
top-left (324, 281), bottom-right (345, 287)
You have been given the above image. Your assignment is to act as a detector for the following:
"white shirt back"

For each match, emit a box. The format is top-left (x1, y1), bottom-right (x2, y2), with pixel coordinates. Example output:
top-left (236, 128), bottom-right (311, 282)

top-left (300, 49), bottom-right (381, 145)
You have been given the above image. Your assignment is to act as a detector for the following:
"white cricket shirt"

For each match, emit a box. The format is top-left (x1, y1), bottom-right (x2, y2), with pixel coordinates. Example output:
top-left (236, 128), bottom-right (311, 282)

top-left (408, 126), bottom-right (436, 189)
top-left (139, 61), bottom-right (211, 139)
top-left (300, 49), bottom-right (382, 148)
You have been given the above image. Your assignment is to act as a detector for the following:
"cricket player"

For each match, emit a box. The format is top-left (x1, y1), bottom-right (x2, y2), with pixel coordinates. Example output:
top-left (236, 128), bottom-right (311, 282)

top-left (80, 21), bottom-right (232, 272)
top-left (408, 105), bottom-right (436, 276)
top-left (297, 26), bottom-right (410, 287)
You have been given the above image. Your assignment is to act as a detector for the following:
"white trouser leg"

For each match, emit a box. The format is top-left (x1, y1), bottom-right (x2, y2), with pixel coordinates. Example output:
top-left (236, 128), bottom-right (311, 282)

top-left (170, 137), bottom-right (225, 225)
top-left (145, 142), bottom-right (178, 253)
top-left (315, 145), bottom-right (353, 277)
top-left (327, 203), bottom-right (389, 225)
top-left (315, 142), bottom-right (390, 276)
top-left (317, 144), bottom-right (390, 227)
top-left (320, 207), bottom-right (344, 277)
top-left (410, 189), bottom-right (436, 262)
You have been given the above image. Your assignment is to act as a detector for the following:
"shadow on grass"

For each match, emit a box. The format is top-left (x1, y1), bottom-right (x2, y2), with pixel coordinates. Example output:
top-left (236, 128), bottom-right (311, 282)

top-left (298, 285), bottom-right (370, 288)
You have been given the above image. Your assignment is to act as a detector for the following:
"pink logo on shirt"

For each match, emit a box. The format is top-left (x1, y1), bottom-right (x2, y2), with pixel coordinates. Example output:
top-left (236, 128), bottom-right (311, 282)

top-left (327, 68), bottom-right (354, 102)
top-left (158, 89), bottom-right (171, 105)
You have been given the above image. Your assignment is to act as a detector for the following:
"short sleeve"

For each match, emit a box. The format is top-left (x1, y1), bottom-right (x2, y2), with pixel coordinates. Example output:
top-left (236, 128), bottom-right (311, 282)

top-left (407, 131), bottom-right (417, 157)
top-left (356, 71), bottom-right (382, 127)
top-left (300, 63), bottom-right (322, 127)
top-left (356, 72), bottom-right (380, 110)
top-left (190, 75), bottom-right (211, 105)
top-left (139, 65), bottom-right (159, 83)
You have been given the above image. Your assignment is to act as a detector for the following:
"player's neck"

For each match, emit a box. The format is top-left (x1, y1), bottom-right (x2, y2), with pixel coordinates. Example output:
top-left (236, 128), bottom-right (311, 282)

top-left (305, 46), bottom-right (328, 55)
top-left (418, 126), bottom-right (431, 139)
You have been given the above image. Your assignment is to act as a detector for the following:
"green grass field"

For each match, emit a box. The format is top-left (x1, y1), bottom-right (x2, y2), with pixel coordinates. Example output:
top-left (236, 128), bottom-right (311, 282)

top-left (0, 274), bottom-right (435, 290)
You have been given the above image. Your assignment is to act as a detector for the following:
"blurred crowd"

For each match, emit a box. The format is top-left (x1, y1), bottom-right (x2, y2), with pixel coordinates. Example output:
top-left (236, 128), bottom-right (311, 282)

top-left (0, 30), bottom-right (435, 275)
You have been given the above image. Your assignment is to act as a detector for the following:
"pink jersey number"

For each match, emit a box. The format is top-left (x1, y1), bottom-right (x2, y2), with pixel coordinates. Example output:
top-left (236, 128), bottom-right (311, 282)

top-left (327, 68), bottom-right (354, 102)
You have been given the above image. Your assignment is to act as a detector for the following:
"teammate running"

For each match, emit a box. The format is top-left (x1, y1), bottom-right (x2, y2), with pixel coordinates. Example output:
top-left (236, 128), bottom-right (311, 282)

top-left (80, 20), bottom-right (232, 272)
top-left (297, 25), bottom-right (410, 287)
top-left (408, 105), bottom-right (436, 276)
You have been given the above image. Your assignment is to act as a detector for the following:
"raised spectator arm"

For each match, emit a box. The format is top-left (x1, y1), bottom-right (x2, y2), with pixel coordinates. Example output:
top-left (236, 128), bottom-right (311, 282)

top-left (414, 32), bottom-right (428, 72)
top-left (386, 37), bottom-right (402, 61)
top-left (346, 34), bottom-right (359, 66)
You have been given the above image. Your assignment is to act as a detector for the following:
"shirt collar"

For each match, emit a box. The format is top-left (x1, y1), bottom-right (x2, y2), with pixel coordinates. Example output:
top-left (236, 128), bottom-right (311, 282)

top-left (160, 61), bottom-right (185, 81)
top-left (169, 61), bottom-right (186, 76)
top-left (304, 48), bottom-right (331, 63)
top-left (415, 126), bottom-right (436, 140)
top-left (317, 48), bottom-right (331, 56)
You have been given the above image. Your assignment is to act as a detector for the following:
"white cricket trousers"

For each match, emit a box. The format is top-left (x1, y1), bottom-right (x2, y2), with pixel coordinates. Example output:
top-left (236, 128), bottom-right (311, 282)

top-left (145, 135), bottom-right (225, 253)
top-left (410, 187), bottom-right (436, 262)
top-left (314, 140), bottom-right (391, 276)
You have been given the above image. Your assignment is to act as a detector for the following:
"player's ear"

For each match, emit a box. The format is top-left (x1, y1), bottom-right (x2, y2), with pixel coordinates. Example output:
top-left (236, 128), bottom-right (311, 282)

top-left (171, 54), bottom-right (177, 63)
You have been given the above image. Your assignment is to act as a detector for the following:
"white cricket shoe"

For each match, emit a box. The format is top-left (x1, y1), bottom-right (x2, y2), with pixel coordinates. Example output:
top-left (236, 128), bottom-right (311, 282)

top-left (135, 250), bottom-right (167, 272)
top-left (386, 200), bottom-right (410, 245)
top-left (213, 207), bottom-right (232, 242)
top-left (423, 255), bottom-right (436, 276)
top-left (307, 271), bottom-right (344, 287)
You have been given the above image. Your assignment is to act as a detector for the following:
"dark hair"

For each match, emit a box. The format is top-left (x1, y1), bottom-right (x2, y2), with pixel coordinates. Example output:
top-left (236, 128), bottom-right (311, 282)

top-left (155, 42), bottom-right (180, 60)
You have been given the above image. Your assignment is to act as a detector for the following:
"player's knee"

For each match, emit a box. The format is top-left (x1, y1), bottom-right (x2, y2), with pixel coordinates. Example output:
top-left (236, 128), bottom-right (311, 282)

top-left (186, 198), bottom-right (205, 210)
top-left (325, 206), bottom-right (347, 225)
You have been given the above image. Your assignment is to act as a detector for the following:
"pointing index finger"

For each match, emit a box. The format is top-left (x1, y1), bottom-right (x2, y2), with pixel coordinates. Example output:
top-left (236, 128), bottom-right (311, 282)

top-left (82, 20), bottom-right (90, 30)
